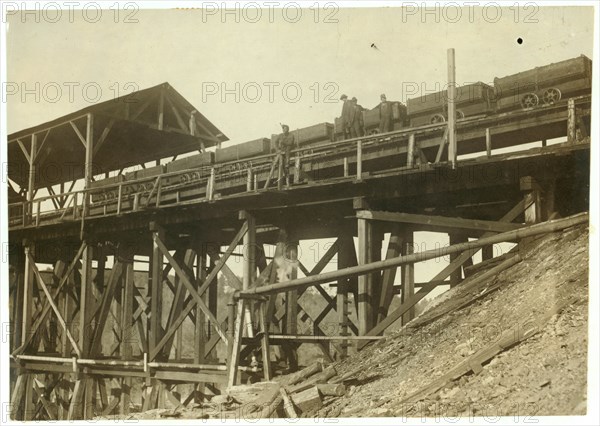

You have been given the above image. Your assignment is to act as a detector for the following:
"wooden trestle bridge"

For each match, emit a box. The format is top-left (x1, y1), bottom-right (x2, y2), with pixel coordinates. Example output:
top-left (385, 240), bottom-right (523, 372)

top-left (6, 82), bottom-right (591, 420)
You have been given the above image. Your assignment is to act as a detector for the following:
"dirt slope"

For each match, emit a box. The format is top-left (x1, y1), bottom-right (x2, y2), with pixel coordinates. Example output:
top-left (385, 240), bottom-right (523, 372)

top-left (316, 224), bottom-right (589, 418)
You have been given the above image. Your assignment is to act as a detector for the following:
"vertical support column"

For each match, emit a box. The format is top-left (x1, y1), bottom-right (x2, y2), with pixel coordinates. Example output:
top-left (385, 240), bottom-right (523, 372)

top-left (485, 128), bottom-right (492, 158)
top-left (447, 48), bottom-right (457, 168)
top-left (285, 239), bottom-right (299, 371)
top-left (194, 244), bottom-right (208, 403)
top-left (240, 211), bottom-right (256, 338)
top-left (336, 235), bottom-right (353, 359)
top-left (149, 223), bottom-right (164, 357)
top-left (520, 176), bottom-right (542, 224)
top-left (84, 113), bottom-right (94, 195)
top-left (59, 262), bottom-right (75, 419)
top-left (120, 260), bottom-right (134, 415)
top-left (11, 254), bottom-right (25, 353)
top-left (567, 98), bottom-right (576, 144)
top-left (26, 134), bottom-right (37, 224)
top-left (227, 298), bottom-right (246, 388)
top-left (542, 178), bottom-right (557, 221)
top-left (194, 245), bottom-right (208, 364)
top-left (401, 229), bottom-right (415, 325)
top-left (20, 241), bottom-right (35, 420)
top-left (285, 242), bottom-right (298, 334)
top-left (21, 242), bottom-right (34, 348)
top-left (407, 134), bottom-right (415, 167)
top-left (78, 242), bottom-right (94, 419)
top-left (357, 215), bottom-right (373, 335)
top-left (356, 140), bottom-right (363, 180)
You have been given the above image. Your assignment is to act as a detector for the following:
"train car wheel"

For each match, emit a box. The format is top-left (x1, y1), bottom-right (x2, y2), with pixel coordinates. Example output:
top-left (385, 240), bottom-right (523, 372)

top-left (520, 93), bottom-right (539, 109)
top-left (542, 88), bottom-right (561, 105)
top-left (430, 114), bottom-right (446, 124)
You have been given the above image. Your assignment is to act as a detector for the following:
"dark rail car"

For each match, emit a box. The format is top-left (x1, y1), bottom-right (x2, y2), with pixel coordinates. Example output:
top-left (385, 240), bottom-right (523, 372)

top-left (407, 82), bottom-right (495, 127)
top-left (493, 55), bottom-right (592, 111)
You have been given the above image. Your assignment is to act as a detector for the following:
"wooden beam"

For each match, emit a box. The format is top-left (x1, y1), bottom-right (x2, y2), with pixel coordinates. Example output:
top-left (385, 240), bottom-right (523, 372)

top-left (227, 299), bottom-right (246, 388)
top-left (356, 210), bottom-right (522, 234)
top-left (447, 48), bottom-right (457, 167)
top-left (357, 215), bottom-right (373, 335)
top-left (69, 120), bottom-right (87, 149)
top-left (152, 234), bottom-right (228, 347)
top-left (401, 229), bottom-right (415, 325)
top-left (90, 262), bottom-right (125, 355)
top-left (93, 118), bottom-right (115, 156)
top-left (27, 253), bottom-right (82, 357)
top-left (356, 198), bottom-right (535, 349)
top-left (79, 244), bottom-right (94, 357)
top-left (17, 138), bottom-right (31, 164)
top-left (377, 225), bottom-right (402, 323)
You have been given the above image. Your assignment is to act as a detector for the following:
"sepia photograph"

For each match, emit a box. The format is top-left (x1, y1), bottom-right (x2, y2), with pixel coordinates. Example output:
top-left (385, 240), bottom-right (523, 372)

top-left (1, 1), bottom-right (598, 424)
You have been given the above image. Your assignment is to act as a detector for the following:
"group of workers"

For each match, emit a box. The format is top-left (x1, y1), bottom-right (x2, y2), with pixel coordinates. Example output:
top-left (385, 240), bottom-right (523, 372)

top-left (274, 92), bottom-right (396, 185)
top-left (339, 93), bottom-right (394, 139)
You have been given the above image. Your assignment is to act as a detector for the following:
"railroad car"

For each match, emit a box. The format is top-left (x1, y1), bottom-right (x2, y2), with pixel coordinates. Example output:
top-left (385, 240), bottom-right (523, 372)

top-left (215, 138), bottom-right (271, 163)
top-left (162, 152), bottom-right (214, 186)
top-left (406, 82), bottom-right (495, 127)
top-left (493, 55), bottom-right (592, 111)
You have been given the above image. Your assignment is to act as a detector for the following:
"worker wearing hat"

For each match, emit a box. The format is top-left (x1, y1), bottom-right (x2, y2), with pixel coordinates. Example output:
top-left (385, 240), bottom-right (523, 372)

top-left (378, 93), bottom-right (393, 133)
top-left (350, 97), bottom-right (365, 138)
top-left (340, 94), bottom-right (354, 139)
top-left (276, 124), bottom-right (296, 185)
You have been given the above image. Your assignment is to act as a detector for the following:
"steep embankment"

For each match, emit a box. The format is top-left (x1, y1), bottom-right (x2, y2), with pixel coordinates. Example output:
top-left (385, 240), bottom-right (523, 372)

top-left (315, 224), bottom-right (589, 418)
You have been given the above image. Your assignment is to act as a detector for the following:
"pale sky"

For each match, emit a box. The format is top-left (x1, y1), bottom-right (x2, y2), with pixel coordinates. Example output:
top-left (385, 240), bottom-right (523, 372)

top-left (5, 4), bottom-right (595, 143)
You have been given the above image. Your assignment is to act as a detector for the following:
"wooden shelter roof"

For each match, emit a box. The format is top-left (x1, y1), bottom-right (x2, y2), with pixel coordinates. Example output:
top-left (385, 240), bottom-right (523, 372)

top-left (7, 82), bottom-right (228, 189)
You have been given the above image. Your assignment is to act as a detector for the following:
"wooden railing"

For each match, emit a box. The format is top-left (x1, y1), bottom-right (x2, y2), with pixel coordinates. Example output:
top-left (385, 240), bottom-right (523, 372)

top-left (8, 95), bottom-right (591, 230)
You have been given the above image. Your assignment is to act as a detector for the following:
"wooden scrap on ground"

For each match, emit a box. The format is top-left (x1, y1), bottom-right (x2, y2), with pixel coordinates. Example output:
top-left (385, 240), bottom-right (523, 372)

top-left (279, 387), bottom-right (298, 418)
top-left (317, 383), bottom-right (346, 397)
top-left (291, 386), bottom-right (322, 413)
top-left (287, 365), bottom-right (337, 394)
top-left (284, 361), bottom-right (323, 386)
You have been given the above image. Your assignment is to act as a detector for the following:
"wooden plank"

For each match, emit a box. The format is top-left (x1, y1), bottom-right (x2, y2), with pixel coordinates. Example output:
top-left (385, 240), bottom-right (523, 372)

top-left (290, 386), bottom-right (322, 413)
top-left (357, 210), bottom-right (523, 234)
top-left (280, 387), bottom-right (298, 418)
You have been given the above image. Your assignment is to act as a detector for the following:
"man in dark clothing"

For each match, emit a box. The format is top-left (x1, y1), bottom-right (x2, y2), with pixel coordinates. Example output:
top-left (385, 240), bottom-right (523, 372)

top-left (276, 124), bottom-right (295, 179)
top-left (378, 93), bottom-right (393, 133)
top-left (340, 94), bottom-right (354, 139)
top-left (350, 97), bottom-right (365, 138)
